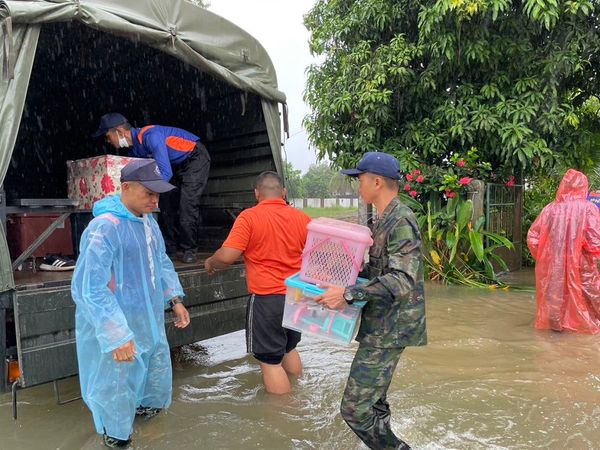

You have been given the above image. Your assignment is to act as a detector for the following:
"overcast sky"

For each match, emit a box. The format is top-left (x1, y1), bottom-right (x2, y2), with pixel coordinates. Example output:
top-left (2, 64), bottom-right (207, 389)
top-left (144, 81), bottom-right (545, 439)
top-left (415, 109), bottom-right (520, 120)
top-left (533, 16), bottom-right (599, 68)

top-left (209, 0), bottom-right (319, 173)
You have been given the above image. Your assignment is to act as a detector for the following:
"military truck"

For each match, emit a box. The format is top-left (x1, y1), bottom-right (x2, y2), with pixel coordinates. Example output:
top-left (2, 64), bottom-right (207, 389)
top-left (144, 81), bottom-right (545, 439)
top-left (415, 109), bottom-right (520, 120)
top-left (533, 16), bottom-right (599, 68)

top-left (0, 0), bottom-right (288, 408)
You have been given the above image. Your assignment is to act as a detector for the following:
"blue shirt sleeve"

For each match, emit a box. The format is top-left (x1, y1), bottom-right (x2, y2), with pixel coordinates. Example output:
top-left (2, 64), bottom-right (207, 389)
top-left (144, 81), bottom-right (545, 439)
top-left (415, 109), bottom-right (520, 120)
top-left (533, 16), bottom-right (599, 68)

top-left (143, 132), bottom-right (173, 181)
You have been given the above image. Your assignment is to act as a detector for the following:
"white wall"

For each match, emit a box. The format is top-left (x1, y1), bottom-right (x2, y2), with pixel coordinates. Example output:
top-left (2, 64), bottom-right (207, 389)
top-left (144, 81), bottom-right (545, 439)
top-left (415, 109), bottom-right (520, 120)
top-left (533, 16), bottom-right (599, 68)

top-left (290, 198), bottom-right (359, 208)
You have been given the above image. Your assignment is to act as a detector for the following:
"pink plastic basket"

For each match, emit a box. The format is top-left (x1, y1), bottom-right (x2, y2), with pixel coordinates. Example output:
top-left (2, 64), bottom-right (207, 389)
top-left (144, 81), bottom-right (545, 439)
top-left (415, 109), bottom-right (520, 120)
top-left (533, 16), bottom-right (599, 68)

top-left (300, 217), bottom-right (373, 286)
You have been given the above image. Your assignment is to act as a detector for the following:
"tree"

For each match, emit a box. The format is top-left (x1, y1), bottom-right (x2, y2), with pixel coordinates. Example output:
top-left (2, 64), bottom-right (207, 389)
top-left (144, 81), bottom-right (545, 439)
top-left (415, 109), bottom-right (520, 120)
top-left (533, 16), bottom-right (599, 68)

top-left (328, 172), bottom-right (356, 196)
top-left (283, 161), bottom-right (305, 198)
top-left (303, 163), bottom-right (336, 198)
top-left (304, 0), bottom-right (600, 176)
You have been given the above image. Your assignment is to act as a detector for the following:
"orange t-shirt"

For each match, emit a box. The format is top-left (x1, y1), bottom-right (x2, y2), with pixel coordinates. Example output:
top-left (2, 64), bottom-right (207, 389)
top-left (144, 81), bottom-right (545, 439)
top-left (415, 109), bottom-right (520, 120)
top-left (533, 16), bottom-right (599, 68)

top-left (222, 198), bottom-right (311, 295)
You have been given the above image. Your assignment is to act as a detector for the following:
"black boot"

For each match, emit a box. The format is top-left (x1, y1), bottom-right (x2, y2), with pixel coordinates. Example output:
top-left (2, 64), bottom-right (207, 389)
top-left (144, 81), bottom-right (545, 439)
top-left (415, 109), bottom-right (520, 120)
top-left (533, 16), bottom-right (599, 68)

top-left (182, 250), bottom-right (197, 264)
top-left (103, 434), bottom-right (131, 448)
top-left (136, 406), bottom-right (163, 419)
top-left (397, 440), bottom-right (412, 450)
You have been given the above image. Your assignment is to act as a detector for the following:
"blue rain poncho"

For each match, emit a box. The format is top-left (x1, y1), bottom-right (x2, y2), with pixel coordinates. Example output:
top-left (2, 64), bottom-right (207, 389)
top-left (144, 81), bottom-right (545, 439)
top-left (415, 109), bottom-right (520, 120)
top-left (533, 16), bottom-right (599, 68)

top-left (71, 195), bottom-right (184, 440)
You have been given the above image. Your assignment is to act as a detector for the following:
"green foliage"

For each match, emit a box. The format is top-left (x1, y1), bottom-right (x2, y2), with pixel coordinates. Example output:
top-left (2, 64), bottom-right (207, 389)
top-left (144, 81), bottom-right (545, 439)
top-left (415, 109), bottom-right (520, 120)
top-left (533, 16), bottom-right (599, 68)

top-left (401, 147), bottom-right (498, 202)
top-left (304, 0), bottom-right (600, 175)
top-left (522, 172), bottom-right (561, 266)
top-left (284, 161), bottom-right (305, 198)
top-left (401, 193), bottom-right (514, 287)
top-left (303, 163), bottom-right (337, 198)
top-left (303, 206), bottom-right (358, 218)
top-left (328, 172), bottom-right (357, 196)
top-left (285, 162), bottom-right (359, 199)
top-left (521, 95), bottom-right (600, 265)
top-left (572, 96), bottom-right (600, 174)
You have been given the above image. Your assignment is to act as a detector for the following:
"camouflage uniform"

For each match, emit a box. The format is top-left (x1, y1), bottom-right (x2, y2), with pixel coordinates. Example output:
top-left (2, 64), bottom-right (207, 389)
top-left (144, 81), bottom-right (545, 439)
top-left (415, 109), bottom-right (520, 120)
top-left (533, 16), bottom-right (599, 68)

top-left (341, 197), bottom-right (427, 450)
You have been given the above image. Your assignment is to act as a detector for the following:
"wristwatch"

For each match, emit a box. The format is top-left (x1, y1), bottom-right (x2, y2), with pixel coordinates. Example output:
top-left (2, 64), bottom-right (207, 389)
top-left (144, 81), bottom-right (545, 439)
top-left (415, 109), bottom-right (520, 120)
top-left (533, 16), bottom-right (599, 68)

top-left (168, 297), bottom-right (184, 309)
top-left (343, 288), bottom-right (355, 305)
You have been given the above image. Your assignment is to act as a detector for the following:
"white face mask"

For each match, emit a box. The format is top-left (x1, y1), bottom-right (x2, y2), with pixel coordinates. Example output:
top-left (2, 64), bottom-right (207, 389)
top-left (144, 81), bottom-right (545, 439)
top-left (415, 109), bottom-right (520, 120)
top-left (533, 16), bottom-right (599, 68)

top-left (117, 132), bottom-right (129, 148)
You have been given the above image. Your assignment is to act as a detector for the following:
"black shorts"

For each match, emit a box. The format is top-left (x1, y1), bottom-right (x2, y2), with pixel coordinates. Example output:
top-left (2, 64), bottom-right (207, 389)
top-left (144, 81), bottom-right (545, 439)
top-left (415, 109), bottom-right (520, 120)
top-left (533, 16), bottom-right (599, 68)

top-left (246, 294), bottom-right (302, 365)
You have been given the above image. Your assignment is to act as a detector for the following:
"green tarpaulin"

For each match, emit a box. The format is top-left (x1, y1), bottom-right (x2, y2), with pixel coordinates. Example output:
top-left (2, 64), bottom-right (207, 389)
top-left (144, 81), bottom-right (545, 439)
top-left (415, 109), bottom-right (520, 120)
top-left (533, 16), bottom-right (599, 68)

top-left (0, 0), bottom-right (287, 291)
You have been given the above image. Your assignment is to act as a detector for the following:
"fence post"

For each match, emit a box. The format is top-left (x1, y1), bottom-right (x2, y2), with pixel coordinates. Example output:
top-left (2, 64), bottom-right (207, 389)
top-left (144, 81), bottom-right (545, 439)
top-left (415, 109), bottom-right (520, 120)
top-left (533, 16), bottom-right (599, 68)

top-left (358, 196), bottom-right (370, 226)
top-left (469, 180), bottom-right (485, 224)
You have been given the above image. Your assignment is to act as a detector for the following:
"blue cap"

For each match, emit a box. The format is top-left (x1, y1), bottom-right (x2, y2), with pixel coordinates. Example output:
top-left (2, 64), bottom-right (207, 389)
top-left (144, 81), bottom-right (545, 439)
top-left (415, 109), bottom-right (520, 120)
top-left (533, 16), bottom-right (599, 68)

top-left (120, 159), bottom-right (176, 193)
top-left (92, 112), bottom-right (129, 138)
top-left (340, 152), bottom-right (401, 180)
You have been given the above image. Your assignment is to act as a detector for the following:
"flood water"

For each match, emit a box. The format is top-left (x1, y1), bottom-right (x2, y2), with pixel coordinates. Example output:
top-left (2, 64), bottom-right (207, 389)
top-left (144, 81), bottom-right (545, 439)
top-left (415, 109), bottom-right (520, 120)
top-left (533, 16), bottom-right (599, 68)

top-left (1, 269), bottom-right (599, 449)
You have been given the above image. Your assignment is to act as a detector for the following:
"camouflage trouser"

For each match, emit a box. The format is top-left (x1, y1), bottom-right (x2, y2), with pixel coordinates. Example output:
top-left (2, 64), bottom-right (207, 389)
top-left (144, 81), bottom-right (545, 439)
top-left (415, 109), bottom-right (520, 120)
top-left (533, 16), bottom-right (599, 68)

top-left (340, 343), bottom-right (406, 450)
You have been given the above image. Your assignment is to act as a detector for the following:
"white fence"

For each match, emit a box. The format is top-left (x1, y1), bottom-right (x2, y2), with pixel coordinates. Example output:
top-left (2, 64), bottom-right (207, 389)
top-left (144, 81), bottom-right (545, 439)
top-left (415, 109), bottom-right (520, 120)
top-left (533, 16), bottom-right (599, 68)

top-left (290, 198), bottom-right (359, 209)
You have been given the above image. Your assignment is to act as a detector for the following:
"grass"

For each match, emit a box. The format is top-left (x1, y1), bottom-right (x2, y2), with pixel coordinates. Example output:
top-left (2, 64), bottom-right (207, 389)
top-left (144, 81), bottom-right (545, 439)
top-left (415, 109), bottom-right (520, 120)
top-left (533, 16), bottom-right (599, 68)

top-left (302, 206), bottom-right (358, 218)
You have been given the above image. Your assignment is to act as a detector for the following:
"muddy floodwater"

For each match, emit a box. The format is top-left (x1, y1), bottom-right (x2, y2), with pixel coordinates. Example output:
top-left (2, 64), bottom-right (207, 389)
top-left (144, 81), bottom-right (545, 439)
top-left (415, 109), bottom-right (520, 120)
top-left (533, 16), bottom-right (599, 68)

top-left (2, 269), bottom-right (599, 449)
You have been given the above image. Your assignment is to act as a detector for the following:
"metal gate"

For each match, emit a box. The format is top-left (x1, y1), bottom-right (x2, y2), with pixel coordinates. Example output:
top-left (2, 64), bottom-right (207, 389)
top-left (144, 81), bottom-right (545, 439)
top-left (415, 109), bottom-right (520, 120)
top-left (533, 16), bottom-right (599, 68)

top-left (485, 183), bottom-right (523, 272)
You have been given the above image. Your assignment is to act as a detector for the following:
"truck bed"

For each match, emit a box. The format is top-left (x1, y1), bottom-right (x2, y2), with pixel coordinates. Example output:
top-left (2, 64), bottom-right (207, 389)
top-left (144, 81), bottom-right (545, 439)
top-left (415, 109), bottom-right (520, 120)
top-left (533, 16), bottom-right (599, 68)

top-left (3, 255), bottom-right (248, 393)
top-left (13, 252), bottom-right (215, 291)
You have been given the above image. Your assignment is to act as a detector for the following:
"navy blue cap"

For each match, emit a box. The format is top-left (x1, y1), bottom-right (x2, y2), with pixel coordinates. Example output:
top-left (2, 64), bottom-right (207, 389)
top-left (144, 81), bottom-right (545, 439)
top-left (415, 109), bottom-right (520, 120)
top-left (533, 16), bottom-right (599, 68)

top-left (120, 159), bottom-right (176, 193)
top-left (340, 152), bottom-right (401, 180)
top-left (92, 112), bottom-right (129, 138)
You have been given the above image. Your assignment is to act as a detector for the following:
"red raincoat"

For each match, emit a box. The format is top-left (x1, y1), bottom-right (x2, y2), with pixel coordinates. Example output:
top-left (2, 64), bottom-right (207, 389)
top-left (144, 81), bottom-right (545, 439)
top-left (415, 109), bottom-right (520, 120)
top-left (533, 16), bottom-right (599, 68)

top-left (527, 169), bottom-right (600, 334)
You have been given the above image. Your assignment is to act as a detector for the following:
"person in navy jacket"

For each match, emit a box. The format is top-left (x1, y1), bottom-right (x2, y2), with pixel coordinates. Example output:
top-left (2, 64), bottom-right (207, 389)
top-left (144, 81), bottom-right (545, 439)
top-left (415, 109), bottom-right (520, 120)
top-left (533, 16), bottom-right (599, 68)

top-left (94, 113), bottom-right (211, 263)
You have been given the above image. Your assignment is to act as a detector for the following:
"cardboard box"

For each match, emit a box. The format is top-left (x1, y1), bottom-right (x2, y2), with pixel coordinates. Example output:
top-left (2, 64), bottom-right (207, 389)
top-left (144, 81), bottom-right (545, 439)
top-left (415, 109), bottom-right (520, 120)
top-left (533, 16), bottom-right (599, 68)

top-left (67, 155), bottom-right (144, 209)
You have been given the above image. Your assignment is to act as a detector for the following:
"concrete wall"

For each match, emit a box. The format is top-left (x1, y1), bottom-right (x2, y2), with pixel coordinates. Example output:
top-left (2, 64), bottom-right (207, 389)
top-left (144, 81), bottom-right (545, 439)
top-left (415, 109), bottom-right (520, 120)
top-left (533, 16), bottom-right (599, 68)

top-left (290, 198), bottom-right (359, 209)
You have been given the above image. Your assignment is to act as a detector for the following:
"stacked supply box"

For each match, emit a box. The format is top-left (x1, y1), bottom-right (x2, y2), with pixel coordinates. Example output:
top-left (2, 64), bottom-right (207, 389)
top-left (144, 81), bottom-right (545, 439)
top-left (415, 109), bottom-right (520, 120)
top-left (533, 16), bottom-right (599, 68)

top-left (282, 273), bottom-right (367, 345)
top-left (67, 155), bottom-right (145, 209)
top-left (300, 217), bottom-right (373, 286)
top-left (7, 214), bottom-right (73, 258)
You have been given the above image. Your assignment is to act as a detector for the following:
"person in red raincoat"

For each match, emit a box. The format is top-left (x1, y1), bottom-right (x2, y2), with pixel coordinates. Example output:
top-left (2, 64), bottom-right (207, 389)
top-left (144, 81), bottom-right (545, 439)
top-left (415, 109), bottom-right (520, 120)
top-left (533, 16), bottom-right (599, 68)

top-left (527, 169), bottom-right (600, 334)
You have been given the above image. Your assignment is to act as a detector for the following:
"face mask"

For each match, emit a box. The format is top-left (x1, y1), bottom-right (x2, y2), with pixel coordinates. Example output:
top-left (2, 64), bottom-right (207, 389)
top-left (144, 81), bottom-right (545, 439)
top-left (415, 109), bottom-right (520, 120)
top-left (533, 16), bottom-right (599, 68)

top-left (116, 131), bottom-right (129, 148)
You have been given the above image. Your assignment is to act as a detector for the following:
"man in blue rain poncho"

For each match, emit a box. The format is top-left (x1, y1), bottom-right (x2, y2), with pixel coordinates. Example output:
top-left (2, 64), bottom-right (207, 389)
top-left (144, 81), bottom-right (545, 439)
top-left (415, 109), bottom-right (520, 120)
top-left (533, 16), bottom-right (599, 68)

top-left (71, 159), bottom-right (191, 448)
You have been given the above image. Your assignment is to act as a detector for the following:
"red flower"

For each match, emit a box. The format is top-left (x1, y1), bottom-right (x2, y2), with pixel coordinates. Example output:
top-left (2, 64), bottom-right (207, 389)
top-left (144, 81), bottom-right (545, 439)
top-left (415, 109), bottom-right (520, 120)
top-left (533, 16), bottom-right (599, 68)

top-left (457, 159), bottom-right (466, 167)
top-left (404, 183), bottom-right (411, 191)
top-left (505, 176), bottom-right (516, 187)
top-left (409, 190), bottom-right (418, 198)
top-left (101, 174), bottom-right (116, 193)
top-left (445, 189), bottom-right (457, 198)
top-left (412, 169), bottom-right (421, 176)
top-left (458, 176), bottom-right (472, 186)
top-left (406, 174), bottom-right (413, 181)
top-left (416, 175), bottom-right (425, 183)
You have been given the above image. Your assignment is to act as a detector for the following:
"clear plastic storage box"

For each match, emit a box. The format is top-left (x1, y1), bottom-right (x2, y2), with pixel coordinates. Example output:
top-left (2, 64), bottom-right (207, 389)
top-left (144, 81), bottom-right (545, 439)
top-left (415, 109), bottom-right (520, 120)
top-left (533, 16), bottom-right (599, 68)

top-left (282, 273), bottom-right (366, 345)
top-left (300, 217), bottom-right (373, 287)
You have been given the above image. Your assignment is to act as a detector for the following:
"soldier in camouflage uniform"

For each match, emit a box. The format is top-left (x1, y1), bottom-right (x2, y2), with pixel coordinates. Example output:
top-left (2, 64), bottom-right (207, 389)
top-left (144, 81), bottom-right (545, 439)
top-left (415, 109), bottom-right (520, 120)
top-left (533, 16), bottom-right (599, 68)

top-left (316, 152), bottom-right (427, 450)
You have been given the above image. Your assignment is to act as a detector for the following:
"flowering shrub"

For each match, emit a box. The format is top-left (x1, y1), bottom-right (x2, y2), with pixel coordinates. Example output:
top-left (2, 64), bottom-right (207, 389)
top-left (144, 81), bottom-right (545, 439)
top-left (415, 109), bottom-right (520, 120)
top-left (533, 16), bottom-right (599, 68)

top-left (399, 194), bottom-right (514, 287)
top-left (399, 147), bottom-right (517, 200)
top-left (396, 147), bottom-right (516, 287)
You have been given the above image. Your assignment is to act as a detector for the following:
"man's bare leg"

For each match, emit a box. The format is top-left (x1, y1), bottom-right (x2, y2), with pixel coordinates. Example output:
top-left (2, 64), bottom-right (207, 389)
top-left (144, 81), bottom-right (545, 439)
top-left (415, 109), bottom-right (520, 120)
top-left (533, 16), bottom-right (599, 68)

top-left (281, 349), bottom-right (302, 377)
top-left (259, 362), bottom-right (291, 395)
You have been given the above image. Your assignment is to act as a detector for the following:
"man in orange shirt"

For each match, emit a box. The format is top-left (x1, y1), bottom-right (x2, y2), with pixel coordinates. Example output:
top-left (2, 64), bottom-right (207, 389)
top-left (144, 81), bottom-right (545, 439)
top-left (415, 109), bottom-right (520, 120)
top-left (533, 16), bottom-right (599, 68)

top-left (205, 171), bottom-right (311, 394)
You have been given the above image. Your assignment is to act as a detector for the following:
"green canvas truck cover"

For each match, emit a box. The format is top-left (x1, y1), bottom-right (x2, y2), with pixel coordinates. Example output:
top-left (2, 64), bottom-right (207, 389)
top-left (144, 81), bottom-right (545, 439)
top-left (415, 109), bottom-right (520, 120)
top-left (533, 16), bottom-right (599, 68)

top-left (0, 0), bottom-right (287, 291)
